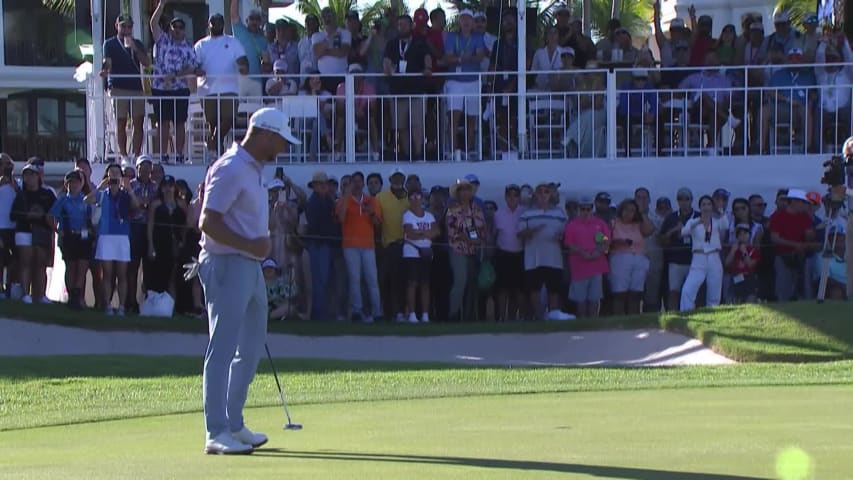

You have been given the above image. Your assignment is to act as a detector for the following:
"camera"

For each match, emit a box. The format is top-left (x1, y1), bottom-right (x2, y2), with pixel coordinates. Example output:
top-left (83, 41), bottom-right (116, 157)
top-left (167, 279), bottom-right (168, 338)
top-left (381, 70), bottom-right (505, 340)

top-left (109, 178), bottom-right (120, 186)
top-left (820, 155), bottom-right (849, 186)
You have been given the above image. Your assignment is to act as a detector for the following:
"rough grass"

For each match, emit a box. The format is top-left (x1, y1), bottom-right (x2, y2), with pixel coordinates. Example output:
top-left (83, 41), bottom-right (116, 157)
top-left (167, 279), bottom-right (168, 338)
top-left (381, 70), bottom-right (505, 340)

top-left (3, 356), bottom-right (853, 431)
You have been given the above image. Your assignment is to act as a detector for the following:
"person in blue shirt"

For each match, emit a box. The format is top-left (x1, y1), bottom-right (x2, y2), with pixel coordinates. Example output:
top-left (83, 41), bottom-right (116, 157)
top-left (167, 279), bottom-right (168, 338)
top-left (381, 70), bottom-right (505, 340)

top-left (230, 1), bottom-right (268, 86)
top-left (760, 48), bottom-right (817, 153)
top-left (50, 170), bottom-right (94, 310)
top-left (85, 163), bottom-right (141, 316)
top-left (443, 10), bottom-right (486, 157)
top-left (617, 70), bottom-right (658, 156)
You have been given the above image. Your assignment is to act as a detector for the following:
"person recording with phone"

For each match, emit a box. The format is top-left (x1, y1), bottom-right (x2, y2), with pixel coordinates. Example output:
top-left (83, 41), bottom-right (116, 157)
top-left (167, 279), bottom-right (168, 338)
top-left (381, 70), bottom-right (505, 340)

top-left (85, 163), bottom-right (140, 316)
top-left (679, 195), bottom-right (729, 311)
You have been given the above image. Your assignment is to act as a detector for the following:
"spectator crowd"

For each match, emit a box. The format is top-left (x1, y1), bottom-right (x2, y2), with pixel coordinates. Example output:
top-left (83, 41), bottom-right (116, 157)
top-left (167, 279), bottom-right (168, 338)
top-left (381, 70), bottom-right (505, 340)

top-left (1, 143), bottom-right (850, 322)
top-left (96, 1), bottom-right (853, 166)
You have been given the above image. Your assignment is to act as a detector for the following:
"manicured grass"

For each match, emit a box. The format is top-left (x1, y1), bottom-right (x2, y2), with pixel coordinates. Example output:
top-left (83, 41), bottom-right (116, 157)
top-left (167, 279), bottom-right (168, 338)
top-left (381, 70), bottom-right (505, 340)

top-left (4, 300), bottom-right (853, 362)
top-left (662, 302), bottom-right (853, 362)
top-left (4, 356), bottom-right (853, 431)
top-left (3, 386), bottom-right (853, 479)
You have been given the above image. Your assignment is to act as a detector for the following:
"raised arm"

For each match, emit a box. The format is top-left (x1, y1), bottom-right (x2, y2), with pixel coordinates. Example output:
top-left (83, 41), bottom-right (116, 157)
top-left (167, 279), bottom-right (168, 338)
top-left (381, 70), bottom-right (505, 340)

top-left (230, 0), bottom-right (241, 25)
top-left (150, 0), bottom-right (167, 40)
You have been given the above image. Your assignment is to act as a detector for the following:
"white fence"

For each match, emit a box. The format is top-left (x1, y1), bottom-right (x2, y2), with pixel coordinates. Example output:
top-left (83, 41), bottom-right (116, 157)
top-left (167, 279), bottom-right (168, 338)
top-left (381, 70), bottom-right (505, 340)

top-left (91, 63), bottom-right (853, 164)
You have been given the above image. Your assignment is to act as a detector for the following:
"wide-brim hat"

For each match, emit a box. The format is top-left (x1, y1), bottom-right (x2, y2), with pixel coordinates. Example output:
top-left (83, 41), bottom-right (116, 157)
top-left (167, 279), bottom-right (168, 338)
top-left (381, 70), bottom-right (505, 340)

top-left (450, 178), bottom-right (473, 199)
top-left (308, 171), bottom-right (329, 188)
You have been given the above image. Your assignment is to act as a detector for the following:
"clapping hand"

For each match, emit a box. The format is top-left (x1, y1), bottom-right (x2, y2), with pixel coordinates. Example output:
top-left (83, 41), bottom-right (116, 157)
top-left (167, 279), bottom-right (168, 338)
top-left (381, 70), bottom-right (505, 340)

top-left (182, 257), bottom-right (200, 281)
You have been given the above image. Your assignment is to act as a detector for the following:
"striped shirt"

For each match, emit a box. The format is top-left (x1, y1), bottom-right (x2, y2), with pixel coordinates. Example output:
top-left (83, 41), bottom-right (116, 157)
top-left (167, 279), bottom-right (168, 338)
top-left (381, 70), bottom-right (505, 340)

top-left (519, 207), bottom-right (567, 270)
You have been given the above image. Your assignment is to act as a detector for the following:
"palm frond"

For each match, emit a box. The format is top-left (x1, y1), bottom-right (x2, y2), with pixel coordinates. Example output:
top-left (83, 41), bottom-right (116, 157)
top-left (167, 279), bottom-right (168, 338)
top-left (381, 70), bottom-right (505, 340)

top-left (41, 0), bottom-right (75, 18)
top-left (775, 0), bottom-right (818, 30)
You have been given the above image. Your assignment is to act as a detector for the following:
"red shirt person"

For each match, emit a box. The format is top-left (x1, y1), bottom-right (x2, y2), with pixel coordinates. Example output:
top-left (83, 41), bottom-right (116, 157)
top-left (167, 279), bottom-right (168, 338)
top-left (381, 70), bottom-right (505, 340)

top-left (768, 189), bottom-right (815, 301)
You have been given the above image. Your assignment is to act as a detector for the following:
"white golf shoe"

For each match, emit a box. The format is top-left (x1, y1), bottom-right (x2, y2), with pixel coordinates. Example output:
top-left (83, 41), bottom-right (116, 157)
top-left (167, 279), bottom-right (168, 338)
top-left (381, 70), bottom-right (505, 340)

top-left (204, 432), bottom-right (253, 455)
top-left (232, 426), bottom-right (268, 448)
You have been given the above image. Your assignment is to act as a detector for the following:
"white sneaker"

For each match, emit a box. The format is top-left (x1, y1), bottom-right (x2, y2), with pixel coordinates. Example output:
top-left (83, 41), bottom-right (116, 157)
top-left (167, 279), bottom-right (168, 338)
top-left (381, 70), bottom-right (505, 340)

top-left (204, 432), bottom-right (254, 455)
top-left (420, 313), bottom-right (430, 324)
top-left (21, 295), bottom-right (32, 304)
top-left (547, 310), bottom-right (576, 321)
top-left (231, 426), bottom-right (268, 448)
top-left (407, 313), bottom-right (418, 324)
top-left (39, 296), bottom-right (52, 305)
top-left (395, 313), bottom-right (405, 323)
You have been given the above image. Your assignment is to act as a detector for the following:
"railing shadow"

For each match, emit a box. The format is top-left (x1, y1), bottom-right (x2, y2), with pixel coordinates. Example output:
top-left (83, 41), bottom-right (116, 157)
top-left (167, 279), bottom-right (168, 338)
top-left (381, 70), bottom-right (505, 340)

top-left (252, 449), bottom-right (770, 480)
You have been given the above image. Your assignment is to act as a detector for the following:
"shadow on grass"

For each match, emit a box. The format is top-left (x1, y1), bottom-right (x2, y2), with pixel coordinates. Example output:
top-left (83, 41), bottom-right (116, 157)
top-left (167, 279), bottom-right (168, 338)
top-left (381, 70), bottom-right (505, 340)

top-left (252, 449), bottom-right (769, 479)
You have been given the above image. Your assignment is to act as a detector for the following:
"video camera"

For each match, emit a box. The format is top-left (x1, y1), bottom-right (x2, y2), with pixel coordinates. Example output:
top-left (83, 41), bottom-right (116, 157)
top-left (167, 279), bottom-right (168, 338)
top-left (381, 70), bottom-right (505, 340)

top-left (820, 155), bottom-right (849, 186)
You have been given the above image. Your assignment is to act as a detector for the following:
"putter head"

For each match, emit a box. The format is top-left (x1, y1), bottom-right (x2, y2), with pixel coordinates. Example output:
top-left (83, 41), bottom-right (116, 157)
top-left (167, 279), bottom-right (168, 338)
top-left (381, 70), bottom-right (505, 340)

top-left (284, 423), bottom-right (303, 430)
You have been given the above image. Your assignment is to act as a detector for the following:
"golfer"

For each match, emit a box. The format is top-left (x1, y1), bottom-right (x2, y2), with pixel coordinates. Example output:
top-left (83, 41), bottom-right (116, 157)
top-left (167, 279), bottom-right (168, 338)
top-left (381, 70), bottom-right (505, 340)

top-left (197, 108), bottom-right (300, 455)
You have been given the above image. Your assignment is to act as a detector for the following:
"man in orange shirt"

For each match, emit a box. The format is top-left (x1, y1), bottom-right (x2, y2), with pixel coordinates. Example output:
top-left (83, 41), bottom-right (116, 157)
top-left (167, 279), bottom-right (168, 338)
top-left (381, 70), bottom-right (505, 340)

top-left (336, 171), bottom-right (383, 323)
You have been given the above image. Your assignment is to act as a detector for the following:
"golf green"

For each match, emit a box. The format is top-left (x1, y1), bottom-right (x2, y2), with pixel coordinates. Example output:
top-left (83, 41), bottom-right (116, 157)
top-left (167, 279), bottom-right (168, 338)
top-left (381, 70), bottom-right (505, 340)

top-left (3, 386), bottom-right (852, 480)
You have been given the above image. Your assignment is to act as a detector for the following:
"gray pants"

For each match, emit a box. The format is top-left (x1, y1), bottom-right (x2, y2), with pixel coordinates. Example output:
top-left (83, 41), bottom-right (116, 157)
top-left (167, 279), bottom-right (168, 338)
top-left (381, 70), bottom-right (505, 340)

top-left (198, 252), bottom-right (267, 438)
top-left (774, 256), bottom-right (802, 302)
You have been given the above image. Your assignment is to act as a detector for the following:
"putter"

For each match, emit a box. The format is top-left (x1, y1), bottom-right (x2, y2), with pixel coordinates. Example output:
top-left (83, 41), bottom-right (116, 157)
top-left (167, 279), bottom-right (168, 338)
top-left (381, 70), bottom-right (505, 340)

top-left (264, 343), bottom-right (303, 430)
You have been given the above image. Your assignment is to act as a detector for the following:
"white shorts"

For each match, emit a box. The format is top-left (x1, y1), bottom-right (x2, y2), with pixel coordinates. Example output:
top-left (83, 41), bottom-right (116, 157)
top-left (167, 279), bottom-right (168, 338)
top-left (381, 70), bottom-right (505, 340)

top-left (14, 232), bottom-right (32, 247)
top-left (444, 80), bottom-right (480, 115)
top-left (668, 263), bottom-right (691, 292)
top-left (609, 252), bottom-right (650, 293)
top-left (96, 234), bottom-right (131, 262)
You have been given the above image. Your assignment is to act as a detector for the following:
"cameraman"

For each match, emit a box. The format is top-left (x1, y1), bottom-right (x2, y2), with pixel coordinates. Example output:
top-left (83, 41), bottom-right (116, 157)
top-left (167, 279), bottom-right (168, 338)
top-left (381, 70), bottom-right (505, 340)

top-left (822, 136), bottom-right (853, 299)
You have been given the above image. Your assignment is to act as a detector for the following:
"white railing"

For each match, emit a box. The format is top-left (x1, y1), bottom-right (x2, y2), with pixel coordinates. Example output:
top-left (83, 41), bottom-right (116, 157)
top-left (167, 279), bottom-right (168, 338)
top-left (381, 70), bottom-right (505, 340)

top-left (91, 63), bottom-right (853, 164)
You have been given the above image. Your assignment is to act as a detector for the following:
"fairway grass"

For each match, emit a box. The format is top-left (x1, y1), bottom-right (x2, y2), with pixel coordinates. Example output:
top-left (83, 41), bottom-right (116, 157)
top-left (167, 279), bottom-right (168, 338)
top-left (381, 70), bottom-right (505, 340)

top-left (3, 386), bottom-right (853, 480)
top-left (4, 357), bottom-right (853, 431)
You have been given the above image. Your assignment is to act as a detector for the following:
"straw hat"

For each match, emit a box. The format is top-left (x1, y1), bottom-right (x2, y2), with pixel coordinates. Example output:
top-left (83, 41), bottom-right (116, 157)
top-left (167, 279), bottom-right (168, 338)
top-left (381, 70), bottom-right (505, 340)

top-left (450, 178), bottom-right (473, 199)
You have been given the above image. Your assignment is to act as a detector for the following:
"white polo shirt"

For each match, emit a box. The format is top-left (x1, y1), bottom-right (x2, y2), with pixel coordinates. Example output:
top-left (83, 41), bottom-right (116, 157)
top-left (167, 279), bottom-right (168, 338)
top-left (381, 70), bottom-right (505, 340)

top-left (194, 34), bottom-right (247, 96)
top-left (200, 143), bottom-right (269, 259)
top-left (311, 28), bottom-right (351, 75)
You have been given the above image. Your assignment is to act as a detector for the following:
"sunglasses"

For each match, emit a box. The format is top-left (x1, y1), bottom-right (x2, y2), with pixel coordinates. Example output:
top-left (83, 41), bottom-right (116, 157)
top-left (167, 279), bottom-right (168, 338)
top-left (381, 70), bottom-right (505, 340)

top-left (579, 206), bottom-right (593, 212)
top-left (172, 24), bottom-right (185, 30)
top-left (677, 196), bottom-right (691, 201)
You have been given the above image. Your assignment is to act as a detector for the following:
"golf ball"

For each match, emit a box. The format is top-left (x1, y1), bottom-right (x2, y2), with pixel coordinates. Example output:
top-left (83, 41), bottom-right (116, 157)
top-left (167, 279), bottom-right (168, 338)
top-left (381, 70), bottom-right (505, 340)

top-left (775, 447), bottom-right (813, 480)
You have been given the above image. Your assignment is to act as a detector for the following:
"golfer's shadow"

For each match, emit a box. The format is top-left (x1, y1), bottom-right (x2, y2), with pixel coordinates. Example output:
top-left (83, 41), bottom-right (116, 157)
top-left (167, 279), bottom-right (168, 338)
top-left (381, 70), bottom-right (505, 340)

top-left (252, 449), bottom-right (769, 480)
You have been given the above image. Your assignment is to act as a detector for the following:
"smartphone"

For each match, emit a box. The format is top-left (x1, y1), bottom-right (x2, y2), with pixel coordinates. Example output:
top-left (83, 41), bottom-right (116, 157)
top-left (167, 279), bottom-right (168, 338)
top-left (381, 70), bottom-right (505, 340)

top-left (274, 167), bottom-right (284, 179)
top-left (277, 189), bottom-right (286, 203)
top-left (109, 178), bottom-right (119, 186)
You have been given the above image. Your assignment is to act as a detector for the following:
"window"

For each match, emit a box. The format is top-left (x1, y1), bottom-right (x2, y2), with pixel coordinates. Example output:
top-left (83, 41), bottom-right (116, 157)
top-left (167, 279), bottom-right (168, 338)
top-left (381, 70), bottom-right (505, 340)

top-left (37, 98), bottom-right (60, 136)
top-left (66, 97), bottom-right (86, 137)
top-left (3, 0), bottom-right (93, 66)
top-left (5, 97), bottom-right (28, 136)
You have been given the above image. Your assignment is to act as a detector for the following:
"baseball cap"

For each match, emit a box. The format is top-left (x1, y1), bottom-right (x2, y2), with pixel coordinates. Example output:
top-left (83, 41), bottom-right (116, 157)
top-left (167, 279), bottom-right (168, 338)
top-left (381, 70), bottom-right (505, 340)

top-left (346, 10), bottom-right (360, 20)
top-left (670, 18), bottom-right (686, 29)
top-left (804, 13), bottom-right (818, 24)
top-left (116, 14), bottom-right (133, 24)
top-left (595, 191), bottom-right (611, 203)
top-left (713, 188), bottom-right (731, 198)
top-left (698, 14), bottom-right (712, 25)
top-left (774, 11), bottom-right (789, 23)
top-left (676, 187), bottom-right (693, 199)
top-left (266, 178), bottom-right (285, 190)
top-left (785, 188), bottom-right (809, 202)
top-left (161, 175), bottom-right (176, 184)
top-left (579, 195), bottom-right (594, 206)
top-left (248, 108), bottom-right (301, 145)
top-left (262, 258), bottom-right (278, 269)
top-left (750, 21), bottom-right (764, 31)
top-left (560, 47), bottom-right (576, 57)
top-left (22, 163), bottom-right (40, 175)
top-left (474, 11), bottom-right (486, 19)
top-left (247, 8), bottom-right (263, 18)
top-left (505, 184), bottom-right (521, 194)
top-left (273, 59), bottom-right (288, 72)
top-left (64, 170), bottom-right (83, 182)
top-left (135, 154), bottom-right (154, 166)
top-left (170, 17), bottom-right (185, 27)
top-left (414, 8), bottom-right (429, 24)
top-left (348, 63), bottom-right (364, 73)
top-left (459, 9), bottom-right (474, 18)
top-left (787, 47), bottom-right (804, 57)
top-left (463, 173), bottom-right (480, 184)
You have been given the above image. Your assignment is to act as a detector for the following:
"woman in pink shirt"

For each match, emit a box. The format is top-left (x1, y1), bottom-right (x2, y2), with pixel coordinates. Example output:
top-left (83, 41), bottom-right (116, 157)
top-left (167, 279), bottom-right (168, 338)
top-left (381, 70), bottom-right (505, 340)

top-left (609, 199), bottom-right (656, 315)
top-left (563, 196), bottom-right (611, 318)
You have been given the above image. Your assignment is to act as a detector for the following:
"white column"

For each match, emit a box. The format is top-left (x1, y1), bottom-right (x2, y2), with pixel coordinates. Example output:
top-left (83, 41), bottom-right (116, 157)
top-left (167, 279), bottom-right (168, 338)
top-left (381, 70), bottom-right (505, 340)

top-left (0, 0), bottom-right (6, 65)
top-left (516, 0), bottom-right (527, 159)
top-left (131, 0), bottom-right (143, 39)
top-left (345, 75), bottom-right (356, 163)
top-left (605, 69), bottom-right (617, 160)
top-left (91, 0), bottom-right (106, 162)
top-left (209, 0), bottom-right (226, 16)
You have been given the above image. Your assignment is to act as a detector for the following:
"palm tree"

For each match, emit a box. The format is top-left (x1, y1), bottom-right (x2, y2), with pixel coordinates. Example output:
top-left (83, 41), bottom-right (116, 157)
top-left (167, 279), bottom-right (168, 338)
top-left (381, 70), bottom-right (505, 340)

top-left (774, 0), bottom-right (818, 30)
top-left (537, 0), bottom-right (652, 43)
top-left (43, 0), bottom-right (132, 17)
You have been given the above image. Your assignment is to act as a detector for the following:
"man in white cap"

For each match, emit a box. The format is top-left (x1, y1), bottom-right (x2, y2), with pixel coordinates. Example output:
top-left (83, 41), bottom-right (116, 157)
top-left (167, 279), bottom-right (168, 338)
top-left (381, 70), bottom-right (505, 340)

top-left (442, 9), bottom-right (486, 158)
top-left (768, 188), bottom-right (815, 302)
top-left (196, 107), bottom-right (300, 455)
top-left (765, 11), bottom-right (803, 56)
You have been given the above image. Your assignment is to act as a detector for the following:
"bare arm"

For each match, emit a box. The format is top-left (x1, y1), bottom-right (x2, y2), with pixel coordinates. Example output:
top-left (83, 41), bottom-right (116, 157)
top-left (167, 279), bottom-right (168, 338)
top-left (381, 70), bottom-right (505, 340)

top-left (230, 0), bottom-right (240, 25)
top-left (150, 0), bottom-right (166, 40)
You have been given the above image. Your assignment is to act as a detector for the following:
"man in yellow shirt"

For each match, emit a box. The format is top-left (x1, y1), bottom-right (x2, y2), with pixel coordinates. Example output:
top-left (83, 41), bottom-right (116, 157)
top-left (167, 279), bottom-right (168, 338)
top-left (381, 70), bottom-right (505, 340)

top-left (375, 169), bottom-right (410, 321)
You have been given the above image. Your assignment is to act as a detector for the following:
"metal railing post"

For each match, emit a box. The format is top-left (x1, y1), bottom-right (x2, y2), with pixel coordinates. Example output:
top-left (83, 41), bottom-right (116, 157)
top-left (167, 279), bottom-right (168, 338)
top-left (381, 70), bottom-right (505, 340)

top-left (606, 69), bottom-right (617, 160)
top-left (516, 2), bottom-right (527, 160)
top-left (345, 75), bottom-right (356, 163)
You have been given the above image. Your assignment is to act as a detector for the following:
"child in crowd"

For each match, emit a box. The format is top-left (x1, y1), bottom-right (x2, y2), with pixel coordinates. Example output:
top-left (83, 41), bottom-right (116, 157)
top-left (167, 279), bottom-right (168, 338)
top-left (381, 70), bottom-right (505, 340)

top-left (725, 223), bottom-right (760, 303)
top-left (263, 258), bottom-right (301, 321)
